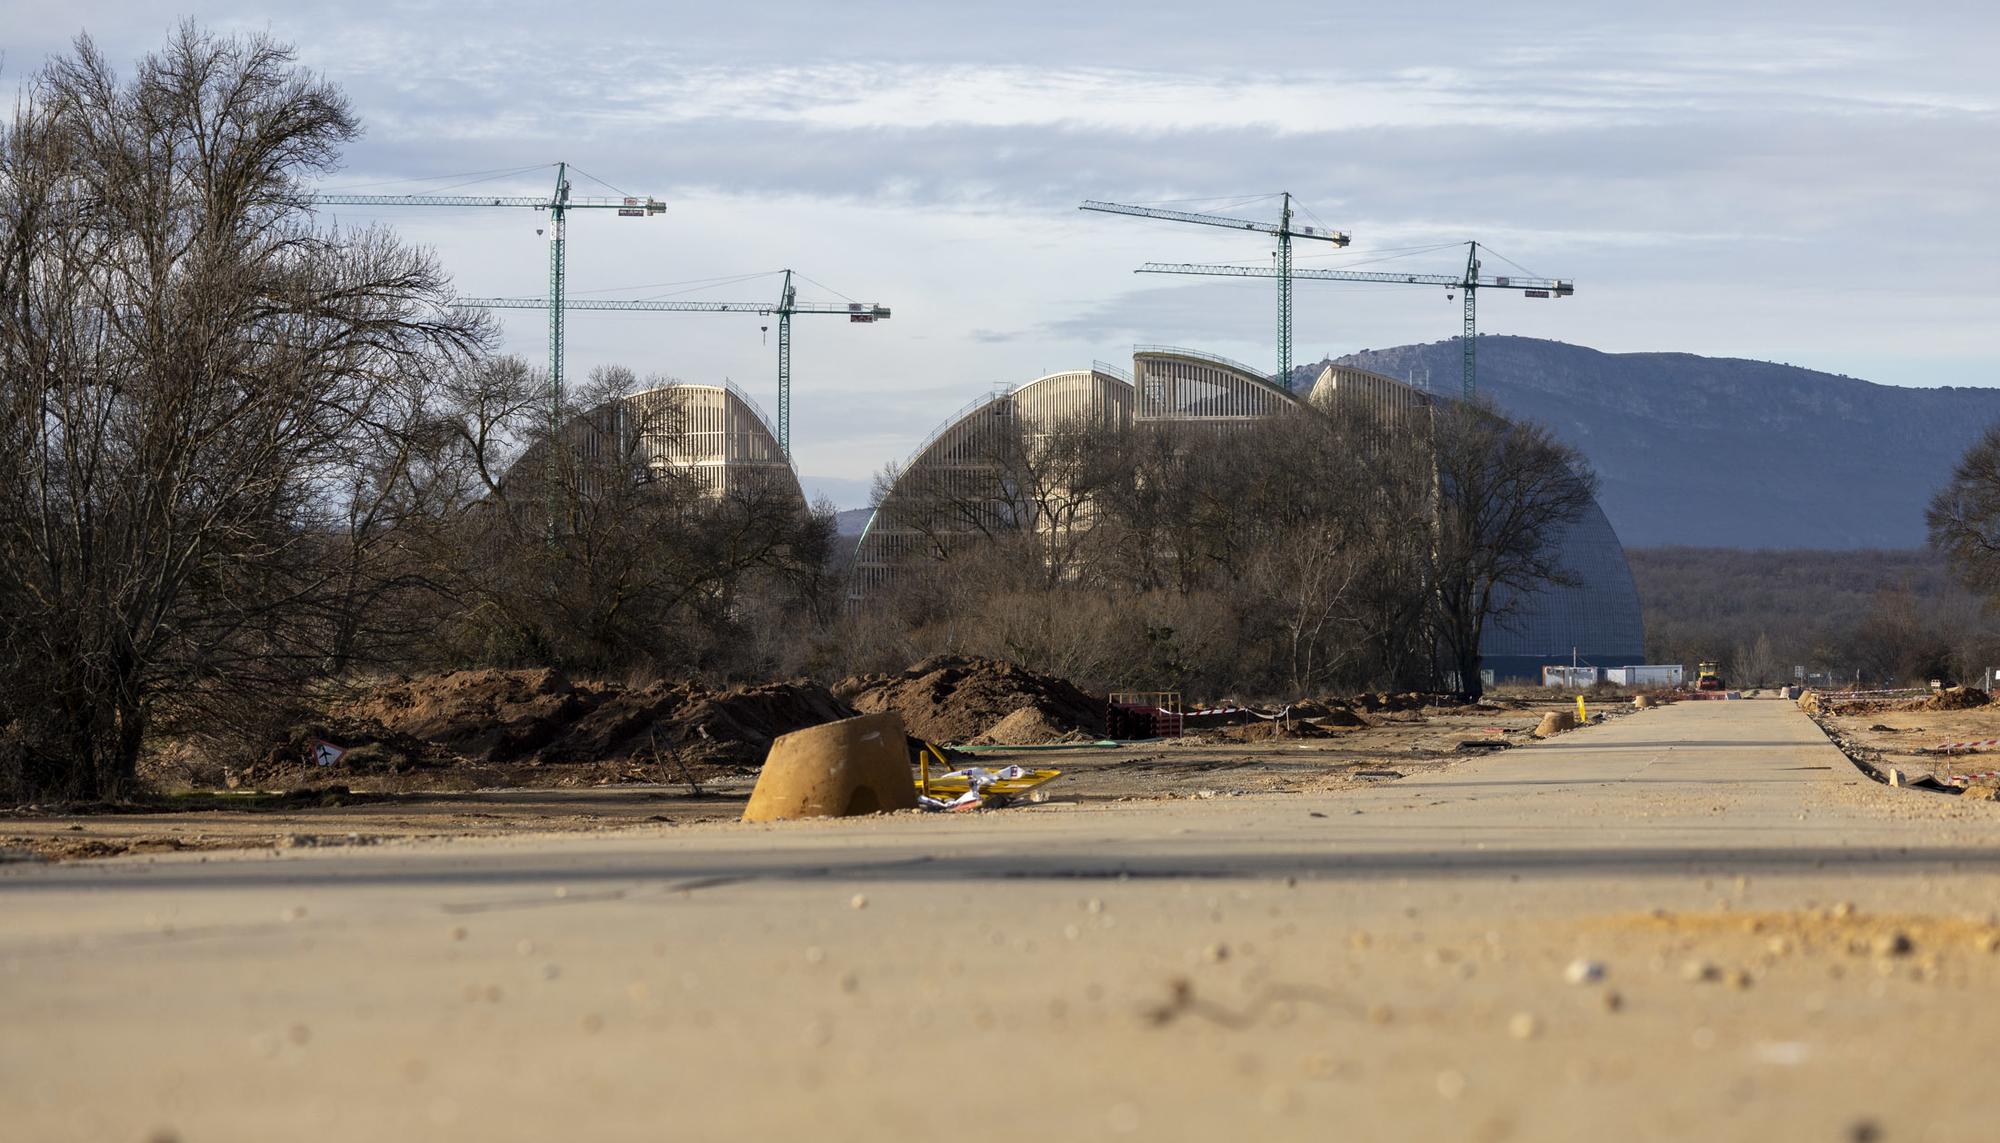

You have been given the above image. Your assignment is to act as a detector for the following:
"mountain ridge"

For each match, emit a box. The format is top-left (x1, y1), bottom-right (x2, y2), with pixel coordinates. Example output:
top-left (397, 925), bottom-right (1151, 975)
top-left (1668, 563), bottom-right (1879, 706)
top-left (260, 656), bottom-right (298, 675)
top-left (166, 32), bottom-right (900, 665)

top-left (1319, 337), bottom-right (2000, 549)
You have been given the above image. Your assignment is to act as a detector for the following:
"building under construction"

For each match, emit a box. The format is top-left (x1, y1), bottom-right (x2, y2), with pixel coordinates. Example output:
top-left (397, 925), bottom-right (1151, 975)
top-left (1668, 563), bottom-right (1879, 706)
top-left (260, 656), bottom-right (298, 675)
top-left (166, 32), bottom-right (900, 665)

top-left (849, 348), bottom-right (1643, 683)
top-left (511, 380), bottom-right (805, 505)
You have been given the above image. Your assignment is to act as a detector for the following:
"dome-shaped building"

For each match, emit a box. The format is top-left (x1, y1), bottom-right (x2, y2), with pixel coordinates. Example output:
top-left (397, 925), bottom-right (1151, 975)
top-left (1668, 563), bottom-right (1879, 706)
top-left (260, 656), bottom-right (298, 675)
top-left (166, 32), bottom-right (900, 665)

top-left (1305, 365), bottom-right (1644, 683)
top-left (849, 367), bottom-right (1132, 598)
top-left (1132, 345), bottom-right (1302, 422)
top-left (509, 380), bottom-right (805, 507)
top-left (852, 350), bottom-right (1644, 683)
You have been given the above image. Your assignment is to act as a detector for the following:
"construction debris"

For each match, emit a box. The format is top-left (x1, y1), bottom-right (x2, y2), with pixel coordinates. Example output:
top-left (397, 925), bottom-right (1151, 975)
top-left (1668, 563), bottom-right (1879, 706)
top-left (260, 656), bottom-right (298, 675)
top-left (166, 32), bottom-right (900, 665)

top-left (836, 656), bottom-right (1104, 744)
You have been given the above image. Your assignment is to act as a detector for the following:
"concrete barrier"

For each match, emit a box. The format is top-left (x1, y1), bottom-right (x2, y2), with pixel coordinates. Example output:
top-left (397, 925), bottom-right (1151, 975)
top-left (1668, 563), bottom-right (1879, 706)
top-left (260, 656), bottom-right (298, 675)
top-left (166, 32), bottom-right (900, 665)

top-left (742, 712), bottom-right (919, 822)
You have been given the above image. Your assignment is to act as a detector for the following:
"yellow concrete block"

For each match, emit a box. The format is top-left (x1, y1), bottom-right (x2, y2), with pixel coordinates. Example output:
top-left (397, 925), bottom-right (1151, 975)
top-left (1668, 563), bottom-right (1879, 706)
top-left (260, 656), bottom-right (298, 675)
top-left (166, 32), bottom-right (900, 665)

top-left (742, 712), bottom-right (918, 822)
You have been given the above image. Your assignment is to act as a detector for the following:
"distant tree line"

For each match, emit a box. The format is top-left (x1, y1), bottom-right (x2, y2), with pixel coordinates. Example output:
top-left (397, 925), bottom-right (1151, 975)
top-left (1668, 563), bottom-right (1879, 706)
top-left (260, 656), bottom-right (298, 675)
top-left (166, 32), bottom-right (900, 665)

top-left (1628, 547), bottom-right (1999, 688)
top-left (844, 396), bottom-right (1597, 702)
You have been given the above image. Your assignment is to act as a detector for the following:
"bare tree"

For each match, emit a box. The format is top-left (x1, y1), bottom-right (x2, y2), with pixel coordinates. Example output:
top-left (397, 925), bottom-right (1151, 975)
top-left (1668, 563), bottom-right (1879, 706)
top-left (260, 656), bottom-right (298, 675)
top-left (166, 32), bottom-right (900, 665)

top-left (0, 27), bottom-right (488, 799)
top-left (417, 365), bottom-right (835, 673)
top-left (1930, 426), bottom-right (2000, 597)
top-left (872, 406), bottom-right (1122, 590)
top-left (1424, 401), bottom-right (1599, 699)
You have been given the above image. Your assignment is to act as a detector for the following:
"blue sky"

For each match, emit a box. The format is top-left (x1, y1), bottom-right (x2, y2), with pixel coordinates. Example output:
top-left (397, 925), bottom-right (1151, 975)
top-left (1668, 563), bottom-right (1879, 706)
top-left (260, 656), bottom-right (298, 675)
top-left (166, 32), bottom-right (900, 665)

top-left (10, 1), bottom-right (1998, 505)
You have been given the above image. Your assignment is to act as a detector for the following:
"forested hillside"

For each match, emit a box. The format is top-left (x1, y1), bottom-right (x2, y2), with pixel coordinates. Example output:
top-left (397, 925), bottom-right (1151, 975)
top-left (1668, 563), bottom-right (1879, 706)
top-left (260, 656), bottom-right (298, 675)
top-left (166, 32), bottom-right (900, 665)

top-left (1624, 547), bottom-right (1999, 686)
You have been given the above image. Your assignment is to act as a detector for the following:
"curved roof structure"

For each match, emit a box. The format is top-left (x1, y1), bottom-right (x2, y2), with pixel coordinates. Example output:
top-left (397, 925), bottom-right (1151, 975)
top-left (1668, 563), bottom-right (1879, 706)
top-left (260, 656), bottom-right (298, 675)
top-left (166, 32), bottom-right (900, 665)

top-left (850, 368), bottom-right (1130, 597)
top-left (1133, 345), bottom-right (1302, 422)
top-left (1306, 363), bottom-right (1644, 679)
top-left (511, 380), bottom-right (804, 506)
top-left (1307, 361), bottom-right (1435, 419)
top-left (851, 351), bottom-right (1644, 681)
top-left (1481, 499), bottom-right (1647, 680)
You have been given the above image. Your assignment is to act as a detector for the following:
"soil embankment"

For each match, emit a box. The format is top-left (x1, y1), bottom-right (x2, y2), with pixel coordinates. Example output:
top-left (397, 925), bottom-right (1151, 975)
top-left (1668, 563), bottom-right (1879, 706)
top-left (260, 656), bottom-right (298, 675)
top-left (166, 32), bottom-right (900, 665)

top-left (251, 669), bottom-right (854, 788)
top-left (835, 656), bottom-right (1106, 744)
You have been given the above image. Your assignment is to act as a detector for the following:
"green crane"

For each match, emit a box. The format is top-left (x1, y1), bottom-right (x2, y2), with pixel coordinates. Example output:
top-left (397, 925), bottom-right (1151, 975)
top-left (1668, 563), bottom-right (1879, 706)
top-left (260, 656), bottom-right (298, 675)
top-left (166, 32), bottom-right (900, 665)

top-left (1136, 241), bottom-right (1573, 399)
top-left (1080, 194), bottom-right (1349, 385)
top-left (310, 162), bottom-right (665, 437)
top-left (457, 269), bottom-right (891, 457)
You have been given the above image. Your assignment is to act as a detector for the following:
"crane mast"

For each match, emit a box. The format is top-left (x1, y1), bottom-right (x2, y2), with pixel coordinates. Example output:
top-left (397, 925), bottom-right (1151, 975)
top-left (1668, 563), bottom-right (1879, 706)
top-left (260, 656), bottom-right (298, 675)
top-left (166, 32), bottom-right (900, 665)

top-left (310, 162), bottom-right (665, 437)
top-left (1081, 194), bottom-right (1349, 385)
top-left (456, 272), bottom-right (891, 457)
top-left (1137, 240), bottom-right (1573, 399)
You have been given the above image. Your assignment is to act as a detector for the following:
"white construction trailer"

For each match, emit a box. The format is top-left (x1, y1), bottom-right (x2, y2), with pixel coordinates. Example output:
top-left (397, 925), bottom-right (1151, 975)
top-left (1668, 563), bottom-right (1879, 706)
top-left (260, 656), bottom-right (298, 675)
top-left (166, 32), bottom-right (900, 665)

top-left (1605, 665), bottom-right (1686, 688)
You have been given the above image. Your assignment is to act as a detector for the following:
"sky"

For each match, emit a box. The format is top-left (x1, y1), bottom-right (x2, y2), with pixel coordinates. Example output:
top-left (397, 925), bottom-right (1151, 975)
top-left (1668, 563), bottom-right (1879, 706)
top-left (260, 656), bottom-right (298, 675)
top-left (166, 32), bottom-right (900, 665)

top-left (10, 1), bottom-right (1999, 506)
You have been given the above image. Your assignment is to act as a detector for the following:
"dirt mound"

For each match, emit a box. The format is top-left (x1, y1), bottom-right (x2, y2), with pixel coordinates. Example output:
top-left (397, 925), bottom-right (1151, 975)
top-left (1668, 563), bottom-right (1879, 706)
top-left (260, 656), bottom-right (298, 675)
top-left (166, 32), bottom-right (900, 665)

top-left (1311, 707), bottom-right (1369, 728)
top-left (971, 706), bottom-right (1088, 746)
top-left (1805, 687), bottom-right (1992, 717)
top-left (252, 670), bottom-right (854, 785)
top-left (1923, 687), bottom-right (1991, 712)
top-left (1352, 691), bottom-right (1464, 714)
top-left (666, 683), bottom-right (857, 763)
top-left (259, 716), bottom-right (446, 776)
top-left (1223, 719), bottom-right (1338, 741)
top-left (836, 656), bottom-right (1103, 744)
top-left (337, 668), bottom-right (588, 764)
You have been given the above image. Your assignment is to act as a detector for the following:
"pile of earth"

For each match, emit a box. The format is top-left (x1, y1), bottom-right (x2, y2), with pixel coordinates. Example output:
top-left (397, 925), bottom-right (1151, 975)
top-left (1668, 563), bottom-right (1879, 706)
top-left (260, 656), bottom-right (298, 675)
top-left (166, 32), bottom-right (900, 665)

top-left (836, 656), bottom-right (1104, 744)
top-left (1351, 692), bottom-right (1469, 713)
top-left (1181, 700), bottom-right (1368, 734)
top-left (1921, 687), bottom-right (1992, 712)
top-left (1805, 687), bottom-right (1992, 717)
top-left (1219, 719), bottom-right (1340, 742)
top-left (1283, 699), bottom-right (1371, 727)
top-left (249, 668), bottom-right (854, 784)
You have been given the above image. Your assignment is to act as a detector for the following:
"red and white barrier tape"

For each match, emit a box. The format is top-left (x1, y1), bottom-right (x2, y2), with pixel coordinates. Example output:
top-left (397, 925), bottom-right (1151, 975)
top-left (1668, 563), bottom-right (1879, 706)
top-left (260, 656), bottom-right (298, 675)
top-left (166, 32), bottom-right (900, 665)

top-left (1947, 771), bottom-right (2000, 786)
top-left (1931, 738), bottom-right (2000, 754)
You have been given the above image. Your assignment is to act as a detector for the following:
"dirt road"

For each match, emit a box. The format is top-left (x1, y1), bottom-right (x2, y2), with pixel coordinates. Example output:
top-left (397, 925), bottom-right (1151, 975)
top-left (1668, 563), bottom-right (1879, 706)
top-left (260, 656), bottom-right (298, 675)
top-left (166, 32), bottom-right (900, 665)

top-left (7, 700), bottom-right (2000, 1142)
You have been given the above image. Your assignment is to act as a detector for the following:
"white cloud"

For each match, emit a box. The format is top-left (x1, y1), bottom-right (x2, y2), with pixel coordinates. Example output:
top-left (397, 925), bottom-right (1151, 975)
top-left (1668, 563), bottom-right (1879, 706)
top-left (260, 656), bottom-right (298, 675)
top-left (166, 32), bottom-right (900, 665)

top-left (11, 0), bottom-right (2000, 499)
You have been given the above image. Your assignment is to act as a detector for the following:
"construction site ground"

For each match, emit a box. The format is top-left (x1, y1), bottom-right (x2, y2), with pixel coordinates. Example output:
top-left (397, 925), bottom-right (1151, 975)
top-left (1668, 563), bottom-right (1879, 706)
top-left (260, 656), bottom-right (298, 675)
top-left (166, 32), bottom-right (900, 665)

top-left (10, 697), bottom-right (2000, 1142)
top-left (0, 694), bottom-right (1609, 862)
top-left (1818, 704), bottom-right (2000, 786)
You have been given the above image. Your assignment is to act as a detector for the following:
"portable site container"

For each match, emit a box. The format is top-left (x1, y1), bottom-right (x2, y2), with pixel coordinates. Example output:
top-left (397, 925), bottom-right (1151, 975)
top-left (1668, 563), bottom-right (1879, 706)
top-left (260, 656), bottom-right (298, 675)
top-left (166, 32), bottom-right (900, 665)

top-left (1542, 666), bottom-right (1603, 688)
top-left (1606, 665), bottom-right (1685, 688)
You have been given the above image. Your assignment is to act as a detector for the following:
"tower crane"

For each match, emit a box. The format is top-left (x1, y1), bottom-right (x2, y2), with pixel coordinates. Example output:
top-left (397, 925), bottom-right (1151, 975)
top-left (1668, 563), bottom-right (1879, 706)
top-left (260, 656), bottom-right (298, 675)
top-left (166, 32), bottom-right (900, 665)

top-left (310, 162), bottom-right (665, 436)
top-left (1080, 194), bottom-right (1349, 385)
top-left (1136, 241), bottom-right (1573, 399)
top-left (457, 269), bottom-right (890, 457)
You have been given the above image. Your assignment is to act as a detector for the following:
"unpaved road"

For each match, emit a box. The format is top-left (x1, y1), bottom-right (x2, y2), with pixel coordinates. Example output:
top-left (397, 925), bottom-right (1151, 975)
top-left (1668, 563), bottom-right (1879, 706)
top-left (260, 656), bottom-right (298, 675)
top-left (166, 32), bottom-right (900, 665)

top-left (7, 700), bottom-right (2000, 1142)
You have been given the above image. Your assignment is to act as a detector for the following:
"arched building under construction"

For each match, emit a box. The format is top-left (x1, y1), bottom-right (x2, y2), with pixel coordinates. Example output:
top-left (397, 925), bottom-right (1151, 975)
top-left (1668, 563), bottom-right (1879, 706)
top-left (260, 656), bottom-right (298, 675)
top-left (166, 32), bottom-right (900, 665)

top-left (850, 348), bottom-right (1643, 683)
top-left (510, 380), bottom-right (806, 506)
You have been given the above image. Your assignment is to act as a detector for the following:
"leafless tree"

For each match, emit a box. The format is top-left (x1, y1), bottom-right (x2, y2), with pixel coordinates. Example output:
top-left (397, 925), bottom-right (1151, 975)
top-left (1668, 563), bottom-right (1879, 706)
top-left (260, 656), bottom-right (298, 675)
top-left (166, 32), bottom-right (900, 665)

top-left (0, 27), bottom-right (488, 799)
top-left (1929, 426), bottom-right (2000, 598)
top-left (871, 406), bottom-right (1122, 590)
top-left (416, 364), bottom-right (835, 673)
top-left (1424, 401), bottom-right (1599, 699)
